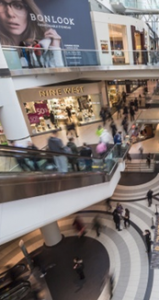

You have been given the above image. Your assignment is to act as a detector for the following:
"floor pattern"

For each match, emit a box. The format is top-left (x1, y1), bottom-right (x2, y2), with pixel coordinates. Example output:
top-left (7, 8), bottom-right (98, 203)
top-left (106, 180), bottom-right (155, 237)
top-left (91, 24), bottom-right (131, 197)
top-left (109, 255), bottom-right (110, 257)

top-left (1, 173), bottom-right (159, 299)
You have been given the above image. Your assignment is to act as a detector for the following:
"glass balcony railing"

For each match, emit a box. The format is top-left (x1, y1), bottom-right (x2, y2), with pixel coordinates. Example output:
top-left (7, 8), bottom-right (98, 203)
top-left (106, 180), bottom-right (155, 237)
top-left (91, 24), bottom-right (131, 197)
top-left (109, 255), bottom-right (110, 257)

top-left (0, 143), bottom-right (129, 175)
top-left (2, 46), bottom-right (159, 70)
top-left (110, 0), bottom-right (158, 10)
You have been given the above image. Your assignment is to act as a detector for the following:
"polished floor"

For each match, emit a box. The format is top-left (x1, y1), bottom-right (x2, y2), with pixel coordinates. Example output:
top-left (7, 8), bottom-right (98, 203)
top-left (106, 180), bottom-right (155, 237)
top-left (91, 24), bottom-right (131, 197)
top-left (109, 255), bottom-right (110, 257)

top-left (1, 172), bottom-right (159, 300)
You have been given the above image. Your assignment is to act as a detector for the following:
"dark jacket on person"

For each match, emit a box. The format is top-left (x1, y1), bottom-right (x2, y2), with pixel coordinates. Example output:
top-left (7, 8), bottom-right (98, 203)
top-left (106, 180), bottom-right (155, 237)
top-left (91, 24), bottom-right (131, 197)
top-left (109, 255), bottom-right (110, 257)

top-left (80, 146), bottom-right (92, 157)
top-left (48, 137), bottom-right (65, 153)
top-left (114, 133), bottom-right (122, 145)
top-left (67, 141), bottom-right (78, 163)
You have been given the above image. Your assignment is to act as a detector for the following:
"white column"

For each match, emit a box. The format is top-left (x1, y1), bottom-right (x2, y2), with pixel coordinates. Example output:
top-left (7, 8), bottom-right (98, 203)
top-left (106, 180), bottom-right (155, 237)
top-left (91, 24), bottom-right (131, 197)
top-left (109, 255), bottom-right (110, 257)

top-left (0, 46), bottom-right (30, 146)
top-left (40, 221), bottom-right (62, 247)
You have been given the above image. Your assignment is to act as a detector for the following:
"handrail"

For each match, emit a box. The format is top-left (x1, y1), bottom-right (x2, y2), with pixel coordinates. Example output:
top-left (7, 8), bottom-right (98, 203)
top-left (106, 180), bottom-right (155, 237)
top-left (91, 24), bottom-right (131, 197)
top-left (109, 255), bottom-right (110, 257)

top-left (1, 46), bottom-right (157, 53)
top-left (0, 144), bottom-right (122, 161)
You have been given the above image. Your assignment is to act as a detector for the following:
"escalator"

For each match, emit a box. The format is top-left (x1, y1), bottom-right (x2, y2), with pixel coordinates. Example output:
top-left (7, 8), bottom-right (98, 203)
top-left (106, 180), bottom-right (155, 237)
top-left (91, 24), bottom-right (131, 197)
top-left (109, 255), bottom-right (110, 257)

top-left (0, 144), bottom-right (129, 203)
top-left (0, 144), bottom-right (129, 245)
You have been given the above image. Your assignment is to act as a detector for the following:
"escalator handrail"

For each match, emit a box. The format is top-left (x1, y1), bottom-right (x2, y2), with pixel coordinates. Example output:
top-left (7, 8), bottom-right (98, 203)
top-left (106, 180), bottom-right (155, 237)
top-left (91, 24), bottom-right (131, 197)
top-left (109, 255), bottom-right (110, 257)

top-left (0, 144), bottom-right (117, 161)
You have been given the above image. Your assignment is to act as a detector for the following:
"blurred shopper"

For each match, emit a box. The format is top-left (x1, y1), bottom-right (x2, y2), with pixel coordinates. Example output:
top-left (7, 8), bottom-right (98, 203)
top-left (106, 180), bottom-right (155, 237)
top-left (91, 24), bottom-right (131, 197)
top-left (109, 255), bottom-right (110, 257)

top-left (73, 257), bottom-right (85, 280)
top-left (130, 106), bottom-right (135, 121)
top-left (139, 146), bottom-right (143, 159)
top-left (80, 143), bottom-right (92, 171)
top-left (50, 110), bottom-right (58, 128)
top-left (66, 106), bottom-right (72, 121)
top-left (109, 272), bottom-right (115, 299)
top-left (139, 94), bottom-right (142, 107)
top-left (72, 216), bottom-right (86, 238)
top-left (134, 97), bottom-right (138, 111)
top-left (124, 208), bottom-right (130, 228)
top-left (114, 131), bottom-right (122, 157)
top-left (105, 198), bottom-right (112, 211)
top-left (143, 45), bottom-right (148, 65)
top-left (92, 215), bottom-right (102, 237)
top-left (146, 153), bottom-right (151, 168)
top-left (122, 116), bottom-right (128, 135)
top-left (32, 40), bottom-right (43, 67)
top-left (10, 141), bottom-right (34, 171)
top-left (66, 120), bottom-right (78, 138)
top-left (123, 105), bottom-right (128, 117)
top-left (110, 119), bottom-right (117, 138)
top-left (96, 125), bottom-right (104, 137)
top-left (116, 202), bottom-right (123, 216)
top-left (147, 189), bottom-right (153, 207)
top-left (143, 230), bottom-right (151, 253)
top-left (48, 130), bottom-right (68, 173)
top-left (96, 141), bottom-right (107, 158)
top-left (99, 107), bottom-right (107, 126)
top-left (67, 138), bottom-right (80, 171)
top-left (150, 47), bottom-right (156, 65)
top-left (112, 209), bottom-right (121, 231)
top-left (117, 102), bottom-right (122, 119)
top-left (27, 141), bottom-right (40, 171)
top-left (122, 91), bottom-right (127, 104)
top-left (100, 128), bottom-right (113, 149)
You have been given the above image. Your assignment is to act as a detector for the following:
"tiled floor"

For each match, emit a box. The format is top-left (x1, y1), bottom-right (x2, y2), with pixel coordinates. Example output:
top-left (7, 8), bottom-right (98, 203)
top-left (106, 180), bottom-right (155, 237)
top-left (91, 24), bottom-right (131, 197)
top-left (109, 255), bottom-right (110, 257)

top-left (1, 173), bottom-right (159, 299)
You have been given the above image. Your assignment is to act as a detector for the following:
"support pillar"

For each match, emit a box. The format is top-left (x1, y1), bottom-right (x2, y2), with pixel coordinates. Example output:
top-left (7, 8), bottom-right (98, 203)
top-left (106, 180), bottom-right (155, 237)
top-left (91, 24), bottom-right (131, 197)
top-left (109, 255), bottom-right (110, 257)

top-left (40, 221), bottom-right (62, 247)
top-left (0, 46), bottom-right (30, 146)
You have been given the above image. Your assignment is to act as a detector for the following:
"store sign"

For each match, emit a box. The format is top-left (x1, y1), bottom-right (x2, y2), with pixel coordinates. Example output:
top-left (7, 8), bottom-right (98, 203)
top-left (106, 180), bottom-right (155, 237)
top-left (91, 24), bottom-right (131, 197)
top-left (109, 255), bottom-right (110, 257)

top-left (28, 113), bottom-right (40, 124)
top-left (39, 86), bottom-right (84, 98)
top-left (0, 0), bottom-right (97, 66)
top-left (151, 216), bottom-right (159, 268)
top-left (34, 103), bottom-right (50, 116)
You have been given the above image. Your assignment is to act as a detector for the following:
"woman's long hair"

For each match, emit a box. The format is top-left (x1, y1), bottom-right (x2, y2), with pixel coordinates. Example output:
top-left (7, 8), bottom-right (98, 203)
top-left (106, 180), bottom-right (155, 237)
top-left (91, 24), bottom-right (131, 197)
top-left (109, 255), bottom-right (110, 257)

top-left (0, 0), bottom-right (45, 46)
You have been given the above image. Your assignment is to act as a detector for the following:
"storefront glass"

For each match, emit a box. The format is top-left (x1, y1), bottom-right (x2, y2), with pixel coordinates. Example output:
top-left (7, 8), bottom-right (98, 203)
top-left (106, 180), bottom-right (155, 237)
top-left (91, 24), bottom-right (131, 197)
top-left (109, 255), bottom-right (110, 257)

top-left (108, 24), bottom-right (129, 65)
top-left (0, 122), bottom-right (7, 145)
top-left (24, 95), bottom-right (101, 134)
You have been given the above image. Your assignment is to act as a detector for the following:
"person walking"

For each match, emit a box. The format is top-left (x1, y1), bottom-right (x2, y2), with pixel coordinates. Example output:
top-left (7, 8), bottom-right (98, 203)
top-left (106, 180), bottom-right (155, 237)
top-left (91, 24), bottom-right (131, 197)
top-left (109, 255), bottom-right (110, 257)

top-left (67, 138), bottom-right (80, 171)
top-left (114, 131), bottom-right (122, 157)
top-left (147, 189), bottom-right (153, 207)
top-left (143, 45), bottom-right (148, 65)
top-left (73, 257), bottom-right (85, 280)
top-left (146, 153), bottom-right (151, 168)
top-left (80, 143), bottom-right (92, 171)
top-left (48, 130), bottom-right (68, 173)
top-left (139, 94), bottom-right (142, 107)
top-left (113, 209), bottom-right (122, 231)
top-left (143, 230), bottom-right (151, 253)
top-left (117, 102), bottom-right (122, 119)
top-left (99, 107), bottom-right (107, 126)
top-left (130, 106), bottom-right (135, 121)
top-left (122, 116), bottom-right (128, 135)
top-left (92, 215), bottom-right (102, 237)
top-left (134, 97), bottom-right (138, 111)
top-left (72, 216), bottom-right (86, 238)
top-left (124, 208), bottom-right (130, 228)
top-left (110, 119), bottom-right (117, 138)
top-left (105, 198), bottom-right (112, 211)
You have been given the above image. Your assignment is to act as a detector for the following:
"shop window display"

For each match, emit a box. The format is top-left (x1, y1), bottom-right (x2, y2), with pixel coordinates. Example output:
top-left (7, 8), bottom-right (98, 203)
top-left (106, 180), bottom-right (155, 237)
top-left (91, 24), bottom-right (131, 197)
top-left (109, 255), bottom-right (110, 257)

top-left (24, 94), bottom-right (101, 134)
top-left (0, 123), bottom-right (7, 145)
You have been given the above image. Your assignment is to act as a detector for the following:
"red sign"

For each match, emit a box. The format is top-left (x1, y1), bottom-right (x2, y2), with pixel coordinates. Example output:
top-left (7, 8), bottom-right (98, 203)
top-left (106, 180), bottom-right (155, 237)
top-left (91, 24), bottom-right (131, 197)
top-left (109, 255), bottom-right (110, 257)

top-left (34, 103), bottom-right (50, 117)
top-left (28, 113), bottom-right (40, 124)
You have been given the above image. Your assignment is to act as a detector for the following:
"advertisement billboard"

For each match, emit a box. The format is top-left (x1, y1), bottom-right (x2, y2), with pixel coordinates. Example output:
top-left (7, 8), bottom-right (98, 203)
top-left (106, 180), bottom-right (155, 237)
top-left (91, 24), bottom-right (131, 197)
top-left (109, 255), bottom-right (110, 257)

top-left (0, 0), bottom-right (97, 66)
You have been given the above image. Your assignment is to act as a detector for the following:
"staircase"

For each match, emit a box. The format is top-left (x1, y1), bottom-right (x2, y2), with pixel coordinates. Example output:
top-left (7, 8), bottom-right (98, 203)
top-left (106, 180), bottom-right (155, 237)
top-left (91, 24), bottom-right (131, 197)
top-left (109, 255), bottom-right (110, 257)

top-left (125, 159), bottom-right (155, 172)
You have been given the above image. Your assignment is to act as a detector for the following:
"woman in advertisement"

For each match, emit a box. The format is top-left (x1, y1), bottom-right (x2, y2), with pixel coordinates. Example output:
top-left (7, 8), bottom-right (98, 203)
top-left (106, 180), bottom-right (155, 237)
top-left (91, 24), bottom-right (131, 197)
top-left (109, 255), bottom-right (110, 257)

top-left (0, 0), bottom-right (64, 67)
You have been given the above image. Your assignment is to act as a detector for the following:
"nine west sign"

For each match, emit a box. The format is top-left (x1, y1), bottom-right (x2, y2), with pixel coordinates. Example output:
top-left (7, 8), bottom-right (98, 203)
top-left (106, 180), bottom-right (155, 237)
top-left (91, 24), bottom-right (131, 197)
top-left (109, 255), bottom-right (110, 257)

top-left (39, 86), bottom-right (84, 98)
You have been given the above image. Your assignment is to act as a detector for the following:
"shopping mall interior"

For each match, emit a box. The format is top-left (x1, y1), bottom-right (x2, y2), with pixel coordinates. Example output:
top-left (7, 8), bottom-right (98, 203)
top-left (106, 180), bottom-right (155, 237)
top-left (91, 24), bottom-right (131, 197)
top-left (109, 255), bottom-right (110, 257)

top-left (1, 0), bottom-right (159, 300)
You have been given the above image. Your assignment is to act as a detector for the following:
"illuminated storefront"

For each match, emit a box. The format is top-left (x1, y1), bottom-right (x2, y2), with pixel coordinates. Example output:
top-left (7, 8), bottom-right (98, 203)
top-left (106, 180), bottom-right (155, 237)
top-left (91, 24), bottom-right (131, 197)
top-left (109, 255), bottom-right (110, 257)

top-left (17, 83), bottom-right (104, 135)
